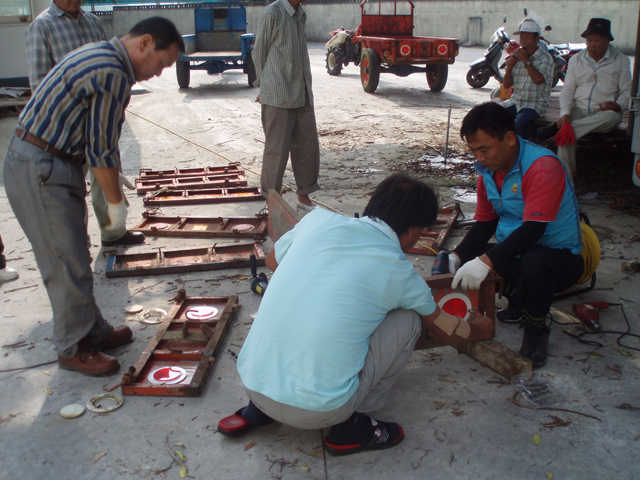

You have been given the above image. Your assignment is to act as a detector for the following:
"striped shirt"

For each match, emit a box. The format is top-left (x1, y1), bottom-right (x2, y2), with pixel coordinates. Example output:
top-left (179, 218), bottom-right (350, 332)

top-left (502, 45), bottom-right (554, 116)
top-left (253, 0), bottom-right (313, 108)
top-left (19, 38), bottom-right (135, 169)
top-left (26, 1), bottom-right (107, 91)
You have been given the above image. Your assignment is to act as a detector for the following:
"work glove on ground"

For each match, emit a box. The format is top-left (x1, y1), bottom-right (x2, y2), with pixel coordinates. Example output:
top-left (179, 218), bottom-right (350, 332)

top-left (554, 122), bottom-right (575, 147)
top-left (452, 256), bottom-right (491, 290)
top-left (119, 173), bottom-right (136, 190)
top-left (105, 199), bottom-right (128, 233)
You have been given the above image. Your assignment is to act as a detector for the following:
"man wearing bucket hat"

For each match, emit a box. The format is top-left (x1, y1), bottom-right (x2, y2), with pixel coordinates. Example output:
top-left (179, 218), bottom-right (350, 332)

top-left (540, 18), bottom-right (631, 179)
top-left (501, 18), bottom-right (554, 140)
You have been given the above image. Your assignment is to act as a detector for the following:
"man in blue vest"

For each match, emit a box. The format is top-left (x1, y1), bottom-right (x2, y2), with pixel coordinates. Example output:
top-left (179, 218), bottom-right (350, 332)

top-left (446, 102), bottom-right (583, 367)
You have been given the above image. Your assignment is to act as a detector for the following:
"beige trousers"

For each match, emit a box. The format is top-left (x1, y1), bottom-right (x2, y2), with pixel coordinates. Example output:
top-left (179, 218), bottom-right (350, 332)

top-left (260, 103), bottom-right (321, 198)
top-left (556, 108), bottom-right (622, 178)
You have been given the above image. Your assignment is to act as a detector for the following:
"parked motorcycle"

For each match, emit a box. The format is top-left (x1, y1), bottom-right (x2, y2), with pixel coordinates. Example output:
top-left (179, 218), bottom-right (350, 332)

top-left (466, 16), bottom-right (511, 88)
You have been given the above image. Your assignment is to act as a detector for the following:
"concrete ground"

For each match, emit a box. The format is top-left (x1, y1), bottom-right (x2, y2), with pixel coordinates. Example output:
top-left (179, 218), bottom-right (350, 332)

top-left (1, 45), bottom-right (639, 480)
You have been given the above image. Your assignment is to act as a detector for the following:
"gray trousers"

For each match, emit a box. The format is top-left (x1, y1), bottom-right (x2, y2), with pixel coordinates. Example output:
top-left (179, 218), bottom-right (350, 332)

top-left (557, 108), bottom-right (622, 179)
top-left (3, 136), bottom-right (111, 357)
top-left (260, 103), bottom-right (321, 198)
top-left (247, 308), bottom-right (422, 429)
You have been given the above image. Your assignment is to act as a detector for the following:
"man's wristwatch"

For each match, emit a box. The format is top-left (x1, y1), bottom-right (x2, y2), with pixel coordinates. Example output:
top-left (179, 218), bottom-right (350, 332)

top-left (524, 60), bottom-right (532, 67)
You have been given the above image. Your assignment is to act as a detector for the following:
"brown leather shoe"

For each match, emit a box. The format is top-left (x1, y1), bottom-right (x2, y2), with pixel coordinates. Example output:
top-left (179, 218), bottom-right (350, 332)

top-left (97, 325), bottom-right (133, 350)
top-left (59, 341), bottom-right (120, 377)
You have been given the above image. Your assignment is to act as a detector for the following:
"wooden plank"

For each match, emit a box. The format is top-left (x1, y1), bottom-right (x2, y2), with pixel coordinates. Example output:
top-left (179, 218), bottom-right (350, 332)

top-left (122, 296), bottom-right (238, 396)
top-left (456, 340), bottom-right (533, 380)
top-left (267, 189), bottom-right (301, 242)
top-left (105, 242), bottom-right (265, 278)
top-left (131, 214), bottom-right (268, 239)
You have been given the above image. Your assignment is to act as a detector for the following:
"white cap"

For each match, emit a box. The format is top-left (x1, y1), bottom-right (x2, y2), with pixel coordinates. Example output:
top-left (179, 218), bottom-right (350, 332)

top-left (513, 18), bottom-right (541, 35)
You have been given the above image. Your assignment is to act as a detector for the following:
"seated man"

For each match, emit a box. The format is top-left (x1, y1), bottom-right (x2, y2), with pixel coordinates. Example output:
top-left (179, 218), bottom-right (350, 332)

top-left (501, 18), bottom-right (554, 140)
top-left (219, 174), bottom-right (491, 455)
top-left (446, 103), bottom-right (583, 368)
top-left (541, 18), bottom-right (631, 179)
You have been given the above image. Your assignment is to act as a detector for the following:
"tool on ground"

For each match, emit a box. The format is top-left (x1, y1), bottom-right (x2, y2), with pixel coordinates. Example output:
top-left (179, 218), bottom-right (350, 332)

top-left (250, 254), bottom-right (268, 296)
top-left (431, 251), bottom-right (450, 275)
top-left (572, 302), bottom-right (608, 332)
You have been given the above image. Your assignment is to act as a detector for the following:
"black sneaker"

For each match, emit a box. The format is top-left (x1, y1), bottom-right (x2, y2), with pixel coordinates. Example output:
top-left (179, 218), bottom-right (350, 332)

top-left (537, 123), bottom-right (560, 141)
top-left (101, 230), bottom-right (145, 247)
top-left (519, 324), bottom-right (551, 368)
top-left (496, 308), bottom-right (521, 324)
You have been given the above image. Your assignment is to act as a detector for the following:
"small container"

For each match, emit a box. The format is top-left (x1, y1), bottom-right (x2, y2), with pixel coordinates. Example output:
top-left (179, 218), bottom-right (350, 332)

top-left (511, 372), bottom-right (564, 408)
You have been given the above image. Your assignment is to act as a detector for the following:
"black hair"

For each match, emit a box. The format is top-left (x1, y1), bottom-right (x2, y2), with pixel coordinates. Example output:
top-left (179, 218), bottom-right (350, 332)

top-left (460, 102), bottom-right (515, 141)
top-left (363, 173), bottom-right (438, 237)
top-left (128, 17), bottom-right (185, 53)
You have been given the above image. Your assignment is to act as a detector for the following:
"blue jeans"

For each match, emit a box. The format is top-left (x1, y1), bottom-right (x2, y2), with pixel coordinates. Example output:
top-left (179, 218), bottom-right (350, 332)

top-left (506, 105), bottom-right (540, 140)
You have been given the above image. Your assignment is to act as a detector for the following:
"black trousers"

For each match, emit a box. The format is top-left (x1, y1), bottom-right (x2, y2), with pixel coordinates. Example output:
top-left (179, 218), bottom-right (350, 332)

top-left (0, 234), bottom-right (6, 270)
top-left (491, 246), bottom-right (584, 320)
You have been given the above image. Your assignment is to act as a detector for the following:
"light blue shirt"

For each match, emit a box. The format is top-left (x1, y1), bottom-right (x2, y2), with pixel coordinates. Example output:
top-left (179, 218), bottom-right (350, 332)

top-left (237, 209), bottom-right (436, 412)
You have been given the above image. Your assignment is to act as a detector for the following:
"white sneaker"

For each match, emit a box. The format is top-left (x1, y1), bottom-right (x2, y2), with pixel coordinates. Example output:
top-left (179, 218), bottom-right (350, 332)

top-left (296, 200), bottom-right (317, 213)
top-left (0, 267), bottom-right (18, 282)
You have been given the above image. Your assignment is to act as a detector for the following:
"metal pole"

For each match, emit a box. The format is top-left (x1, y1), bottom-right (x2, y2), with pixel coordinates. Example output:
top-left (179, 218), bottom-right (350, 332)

top-left (444, 104), bottom-right (452, 165)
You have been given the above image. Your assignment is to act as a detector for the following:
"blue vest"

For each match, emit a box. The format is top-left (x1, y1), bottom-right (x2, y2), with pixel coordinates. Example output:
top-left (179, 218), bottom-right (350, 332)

top-left (475, 137), bottom-right (582, 255)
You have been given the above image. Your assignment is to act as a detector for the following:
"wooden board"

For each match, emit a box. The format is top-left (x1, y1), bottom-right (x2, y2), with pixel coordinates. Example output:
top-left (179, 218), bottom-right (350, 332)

top-left (414, 272), bottom-right (497, 350)
top-left (121, 295), bottom-right (238, 396)
top-left (407, 204), bottom-right (461, 256)
top-left (456, 340), bottom-right (533, 379)
top-left (138, 165), bottom-right (243, 180)
top-left (143, 186), bottom-right (263, 207)
top-left (267, 189), bottom-right (301, 242)
top-left (105, 242), bottom-right (265, 278)
top-left (135, 173), bottom-right (247, 194)
top-left (132, 214), bottom-right (268, 239)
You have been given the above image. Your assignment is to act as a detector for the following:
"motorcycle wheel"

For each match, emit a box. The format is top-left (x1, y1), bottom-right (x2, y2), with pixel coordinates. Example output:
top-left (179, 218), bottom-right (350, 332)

top-left (360, 48), bottom-right (380, 93)
top-left (426, 64), bottom-right (448, 92)
top-left (466, 68), bottom-right (490, 88)
top-left (326, 47), bottom-right (343, 76)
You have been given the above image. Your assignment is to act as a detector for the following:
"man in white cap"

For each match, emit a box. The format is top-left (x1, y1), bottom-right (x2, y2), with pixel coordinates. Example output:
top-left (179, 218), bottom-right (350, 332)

top-left (501, 18), bottom-right (554, 140)
top-left (540, 18), bottom-right (631, 179)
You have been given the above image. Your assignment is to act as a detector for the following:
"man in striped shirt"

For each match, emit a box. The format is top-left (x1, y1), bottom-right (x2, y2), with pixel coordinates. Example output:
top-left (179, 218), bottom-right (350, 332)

top-left (253, 0), bottom-right (321, 213)
top-left (4, 17), bottom-right (184, 377)
top-left (27, 0), bottom-right (144, 247)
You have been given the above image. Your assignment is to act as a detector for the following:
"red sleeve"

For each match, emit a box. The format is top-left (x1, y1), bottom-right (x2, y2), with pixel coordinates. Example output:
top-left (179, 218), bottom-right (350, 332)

top-left (521, 156), bottom-right (566, 222)
top-left (474, 175), bottom-right (498, 222)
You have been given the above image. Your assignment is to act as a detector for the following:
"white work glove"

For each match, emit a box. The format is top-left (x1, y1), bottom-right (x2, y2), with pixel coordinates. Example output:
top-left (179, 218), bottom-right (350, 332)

top-left (448, 253), bottom-right (461, 273)
top-left (451, 256), bottom-right (491, 290)
top-left (105, 199), bottom-right (128, 232)
top-left (119, 173), bottom-right (136, 190)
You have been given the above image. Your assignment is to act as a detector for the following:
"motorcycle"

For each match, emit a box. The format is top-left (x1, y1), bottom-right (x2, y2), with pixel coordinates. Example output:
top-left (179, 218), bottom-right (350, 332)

top-left (466, 16), bottom-right (511, 88)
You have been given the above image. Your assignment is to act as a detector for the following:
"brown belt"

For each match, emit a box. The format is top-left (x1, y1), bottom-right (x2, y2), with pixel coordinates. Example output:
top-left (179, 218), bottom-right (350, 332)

top-left (15, 128), bottom-right (85, 165)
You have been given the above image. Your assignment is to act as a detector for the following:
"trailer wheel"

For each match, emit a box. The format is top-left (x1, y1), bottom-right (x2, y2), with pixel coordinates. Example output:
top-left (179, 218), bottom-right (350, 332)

top-left (426, 64), bottom-right (448, 92)
top-left (176, 60), bottom-right (190, 89)
top-left (466, 68), bottom-right (490, 88)
top-left (246, 53), bottom-right (257, 87)
top-left (326, 47), bottom-right (343, 76)
top-left (361, 48), bottom-right (380, 93)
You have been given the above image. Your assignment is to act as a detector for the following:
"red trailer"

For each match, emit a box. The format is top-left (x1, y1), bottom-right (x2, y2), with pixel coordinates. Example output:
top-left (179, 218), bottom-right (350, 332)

top-left (325, 0), bottom-right (459, 92)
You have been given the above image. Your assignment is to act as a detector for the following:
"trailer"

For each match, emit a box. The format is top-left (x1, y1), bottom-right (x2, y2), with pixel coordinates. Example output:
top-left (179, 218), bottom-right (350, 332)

top-left (325, 0), bottom-right (459, 92)
top-left (176, 2), bottom-right (255, 89)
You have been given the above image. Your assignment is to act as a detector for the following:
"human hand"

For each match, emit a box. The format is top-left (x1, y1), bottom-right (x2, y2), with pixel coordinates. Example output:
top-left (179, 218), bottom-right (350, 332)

top-left (557, 114), bottom-right (571, 129)
top-left (105, 200), bottom-right (127, 232)
top-left (514, 48), bottom-right (529, 63)
top-left (255, 95), bottom-right (260, 104)
top-left (119, 173), bottom-right (135, 190)
top-left (466, 314), bottom-right (494, 342)
top-left (505, 55), bottom-right (518, 69)
top-left (452, 256), bottom-right (491, 290)
top-left (599, 101), bottom-right (621, 112)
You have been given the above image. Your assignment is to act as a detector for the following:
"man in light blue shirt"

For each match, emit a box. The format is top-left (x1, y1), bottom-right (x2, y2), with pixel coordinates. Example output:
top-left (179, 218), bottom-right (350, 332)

top-left (218, 174), bottom-right (492, 455)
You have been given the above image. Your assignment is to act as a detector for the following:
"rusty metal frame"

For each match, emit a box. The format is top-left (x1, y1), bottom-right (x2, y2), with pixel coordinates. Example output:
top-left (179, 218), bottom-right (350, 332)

top-left (135, 173), bottom-right (247, 194)
top-left (267, 189), bottom-right (301, 242)
top-left (132, 213), bottom-right (268, 239)
top-left (138, 164), bottom-right (243, 180)
top-left (408, 203), bottom-right (461, 256)
top-left (121, 295), bottom-right (238, 396)
top-left (143, 186), bottom-right (264, 207)
top-left (105, 242), bottom-right (265, 278)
